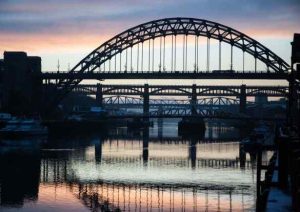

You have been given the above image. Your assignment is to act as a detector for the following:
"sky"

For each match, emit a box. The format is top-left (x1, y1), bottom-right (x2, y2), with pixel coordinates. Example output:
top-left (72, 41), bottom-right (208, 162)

top-left (0, 0), bottom-right (299, 86)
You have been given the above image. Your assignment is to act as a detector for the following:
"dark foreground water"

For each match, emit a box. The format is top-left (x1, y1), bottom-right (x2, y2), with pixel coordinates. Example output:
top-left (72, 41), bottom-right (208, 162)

top-left (0, 120), bottom-right (272, 211)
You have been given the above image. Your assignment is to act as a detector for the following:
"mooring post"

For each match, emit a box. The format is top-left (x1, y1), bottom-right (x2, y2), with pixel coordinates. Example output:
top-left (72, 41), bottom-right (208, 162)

top-left (96, 83), bottom-right (103, 107)
top-left (239, 84), bottom-right (246, 114)
top-left (143, 84), bottom-right (150, 122)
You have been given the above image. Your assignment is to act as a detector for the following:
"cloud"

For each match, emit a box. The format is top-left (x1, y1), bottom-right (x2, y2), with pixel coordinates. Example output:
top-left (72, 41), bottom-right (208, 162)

top-left (0, 0), bottom-right (299, 69)
top-left (1, 0), bottom-right (299, 35)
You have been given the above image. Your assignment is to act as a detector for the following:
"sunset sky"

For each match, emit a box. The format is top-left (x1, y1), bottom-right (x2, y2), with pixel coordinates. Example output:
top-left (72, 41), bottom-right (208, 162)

top-left (0, 0), bottom-right (299, 72)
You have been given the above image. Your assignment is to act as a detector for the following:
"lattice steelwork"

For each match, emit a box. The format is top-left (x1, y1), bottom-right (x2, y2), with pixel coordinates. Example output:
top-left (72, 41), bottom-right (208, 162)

top-left (102, 96), bottom-right (245, 107)
top-left (54, 17), bottom-right (290, 104)
top-left (73, 84), bottom-right (288, 97)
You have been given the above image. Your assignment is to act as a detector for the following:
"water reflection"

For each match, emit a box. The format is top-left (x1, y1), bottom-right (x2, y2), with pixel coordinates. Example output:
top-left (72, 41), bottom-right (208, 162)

top-left (0, 121), bottom-right (260, 211)
top-left (0, 140), bottom-right (42, 207)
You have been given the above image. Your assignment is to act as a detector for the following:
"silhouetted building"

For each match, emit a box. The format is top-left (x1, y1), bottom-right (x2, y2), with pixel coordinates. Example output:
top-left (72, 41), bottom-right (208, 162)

top-left (1, 51), bottom-right (42, 115)
top-left (0, 59), bottom-right (4, 108)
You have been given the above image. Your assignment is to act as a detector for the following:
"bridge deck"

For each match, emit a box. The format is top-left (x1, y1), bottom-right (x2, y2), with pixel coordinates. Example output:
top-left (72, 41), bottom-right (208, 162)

top-left (41, 71), bottom-right (288, 80)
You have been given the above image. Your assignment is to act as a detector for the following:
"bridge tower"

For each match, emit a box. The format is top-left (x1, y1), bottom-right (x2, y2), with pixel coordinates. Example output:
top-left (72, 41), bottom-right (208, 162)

top-left (191, 84), bottom-right (197, 115)
top-left (96, 83), bottom-right (103, 107)
top-left (239, 84), bottom-right (246, 114)
top-left (143, 84), bottom-right (150, 122)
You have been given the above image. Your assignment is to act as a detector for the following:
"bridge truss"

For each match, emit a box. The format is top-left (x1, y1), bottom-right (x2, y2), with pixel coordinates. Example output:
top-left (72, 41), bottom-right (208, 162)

top-left (74, 84), bottom-right (288, 97)
top-left (43, 17), bottom-right (289, 106)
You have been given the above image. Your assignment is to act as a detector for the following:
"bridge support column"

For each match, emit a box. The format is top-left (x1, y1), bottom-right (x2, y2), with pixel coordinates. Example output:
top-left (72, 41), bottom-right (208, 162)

top-left (143, 84), bottom-right (149, 122)
top-left (191, 84), bottom-right (197, 115)
top-left (95, 139), bottom-right (102, 164)
top-left (158, 106), bottom-right (163, 139)
top-left (239, 84), bottom-right (246, 114)
top-left (96, 83), bottom-right (103, 107)
top-left (142, 127), bottom-right (149, 165)
top-left (189, 138), bottom-right (197, 169)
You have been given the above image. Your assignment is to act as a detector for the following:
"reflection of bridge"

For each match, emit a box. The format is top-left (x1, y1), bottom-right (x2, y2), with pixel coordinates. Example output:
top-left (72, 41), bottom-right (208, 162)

top-left (100, 155), bottom-right (253, 169)
top-left (41, 180), bottom-right (249, 211)
top-left (40, 17), bottom-right (292, 116)
top-left (39, 139), bottom-right (255, 211)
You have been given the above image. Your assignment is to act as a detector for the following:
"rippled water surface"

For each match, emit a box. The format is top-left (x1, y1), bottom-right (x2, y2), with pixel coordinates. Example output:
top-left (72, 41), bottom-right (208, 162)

top-left (0, 120), bottom-right (270, 211)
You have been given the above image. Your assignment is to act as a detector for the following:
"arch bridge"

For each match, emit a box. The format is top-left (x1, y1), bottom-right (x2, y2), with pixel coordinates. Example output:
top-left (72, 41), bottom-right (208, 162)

top-left (42, 17), bottom-right (290, 107)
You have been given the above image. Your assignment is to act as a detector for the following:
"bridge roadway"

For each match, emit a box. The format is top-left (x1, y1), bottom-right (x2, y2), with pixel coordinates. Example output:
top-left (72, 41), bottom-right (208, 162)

top-left (73, 84), bottom-right (288, 97)
top-left (41, 70), bottom-right (288, 80)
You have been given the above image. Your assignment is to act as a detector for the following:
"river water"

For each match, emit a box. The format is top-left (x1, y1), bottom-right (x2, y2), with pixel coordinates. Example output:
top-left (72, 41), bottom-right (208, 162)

top-left (0, 120), bottom-right (272, 211)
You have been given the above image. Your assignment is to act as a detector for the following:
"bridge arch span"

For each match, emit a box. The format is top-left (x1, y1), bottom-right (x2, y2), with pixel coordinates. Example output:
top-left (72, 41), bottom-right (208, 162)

top-left (55, 17), bottom-right (290, 103)
top-left (73, 18), bottom-right (289, 74)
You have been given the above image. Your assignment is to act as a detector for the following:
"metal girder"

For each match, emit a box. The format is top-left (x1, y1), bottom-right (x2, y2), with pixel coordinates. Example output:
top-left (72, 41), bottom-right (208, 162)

top-left (101, 96), bottom-right (247, 108)
top-left (149, 108), bottom-right (242, 119)
top-left (73, 84), bottom-right (288, 97)
top-left (41, 71), bottom-right (288, 80)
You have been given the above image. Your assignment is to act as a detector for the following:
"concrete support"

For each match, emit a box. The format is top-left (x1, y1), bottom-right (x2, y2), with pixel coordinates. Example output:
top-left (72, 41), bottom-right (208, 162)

top-left (239, 143), bottom-right (246, 168)
top-left (191, 84), bottom-right (197, 115)
top-left (96, 83), bottom-right (103, 107)
top-left (142, 127), bottom-right (149, 165)
top-left (189, 138), bottom-right (197, 169)
top-left (95, 139), bottom-right (102, 164)
top-left (239, 84), bottom-right (246, 114)
top-left (143, 84), bottom-right (149, 121)
top-left (157, 105), bottom-right (163, 139)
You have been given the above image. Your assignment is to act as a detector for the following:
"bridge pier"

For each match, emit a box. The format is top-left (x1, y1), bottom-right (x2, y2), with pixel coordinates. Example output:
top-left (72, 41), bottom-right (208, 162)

top-left (95, 139), bottom-right (102, 164)
top-left (239, 142), bottom-right (246, 168)
top-left (191, 84), bottom-right (197, 115)
top-left (142, 128), bottom-right (149, 165)
top-left (143, 84), bottom-right (150, 122)
top-left (239, 84), bottom-right (246, 114)
top-left (96, 83), bottom-right (103, 107)
top-left (158, 106), bottom-right (163, 139)
top-left (189, 138), bottom-right (197, 169)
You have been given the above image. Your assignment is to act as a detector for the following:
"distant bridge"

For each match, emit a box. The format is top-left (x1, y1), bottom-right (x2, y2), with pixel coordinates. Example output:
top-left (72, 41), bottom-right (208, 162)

top-left (69, 84), bottom-right (287, 117)
top-left (74, 84), bottom-right (288, 97)
top-left (99, 96), bottom-right (251, 108)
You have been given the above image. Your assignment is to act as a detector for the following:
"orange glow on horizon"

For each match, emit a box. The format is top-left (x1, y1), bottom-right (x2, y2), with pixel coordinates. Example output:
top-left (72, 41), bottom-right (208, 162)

top-left (0, 26), bottom-right (294, 57)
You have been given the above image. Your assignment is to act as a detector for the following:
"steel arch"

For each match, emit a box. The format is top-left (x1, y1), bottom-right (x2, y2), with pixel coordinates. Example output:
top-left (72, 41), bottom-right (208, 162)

top-left (57, 17), bottom-right (290, 96)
